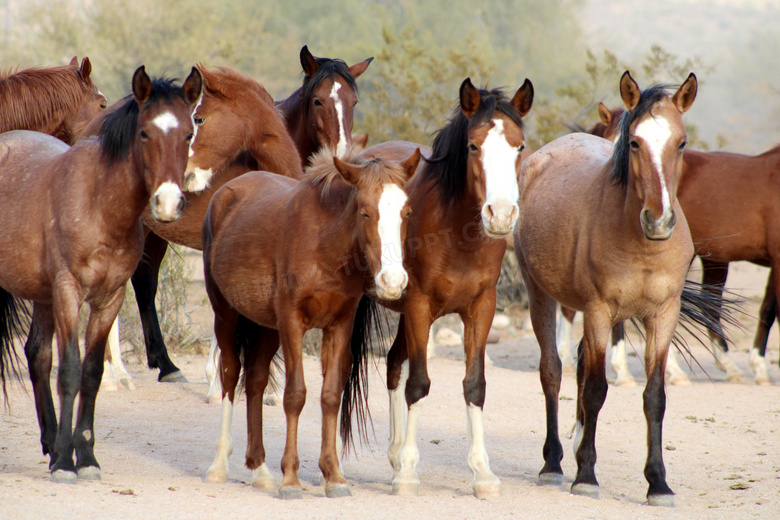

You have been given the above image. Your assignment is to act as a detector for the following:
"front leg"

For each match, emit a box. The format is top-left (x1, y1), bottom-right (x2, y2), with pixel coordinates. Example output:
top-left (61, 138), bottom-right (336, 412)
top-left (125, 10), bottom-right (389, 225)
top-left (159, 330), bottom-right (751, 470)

top-left (386, 316), bottom-right (408, 476)
top-left (460, 290), bottom-right (501, 498)
top-left (278, 316), bottom-right (307, 500)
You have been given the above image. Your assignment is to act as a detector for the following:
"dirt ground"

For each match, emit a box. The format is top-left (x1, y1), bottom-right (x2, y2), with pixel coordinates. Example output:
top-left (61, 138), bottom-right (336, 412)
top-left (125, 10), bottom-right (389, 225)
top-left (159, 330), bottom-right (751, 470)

top-left (1, 262), bottom-right (779, 520)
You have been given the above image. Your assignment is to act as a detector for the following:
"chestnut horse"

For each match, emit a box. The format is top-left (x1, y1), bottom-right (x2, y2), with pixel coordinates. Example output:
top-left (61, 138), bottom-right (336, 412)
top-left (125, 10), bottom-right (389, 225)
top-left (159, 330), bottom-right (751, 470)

top-left (0, 56), bottom-right (106, 144)
top-left (276, 45), bottom-right (373, 165)
top-left (358, 78), bottom-right (533, 498)
top-left (202, 146), bottom-right (420, 498)
top-left (514, 72), bottom-right (704, 505)
top-left (0, 66), bottom-right (202, 482)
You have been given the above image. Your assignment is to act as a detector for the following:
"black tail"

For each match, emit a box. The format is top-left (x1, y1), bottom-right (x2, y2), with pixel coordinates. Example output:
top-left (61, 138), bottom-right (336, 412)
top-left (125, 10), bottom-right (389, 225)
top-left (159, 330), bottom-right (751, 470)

top-left (340, 295), bottom-right (390, 454)
top-left (0, 287), bottom-right (30, 403)
top-left (235, 314), bottom-right (262, 396)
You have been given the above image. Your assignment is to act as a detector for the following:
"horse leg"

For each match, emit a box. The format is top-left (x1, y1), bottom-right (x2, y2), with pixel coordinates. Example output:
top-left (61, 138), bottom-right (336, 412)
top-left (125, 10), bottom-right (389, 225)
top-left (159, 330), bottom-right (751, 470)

top-left (460, 291), bottom-right (501, 498)
top-left (700, 259), bottom-right (743, 381)
top-left (641, 307), bottom-right (678, 506)
top-left (749, 270), bottom-right (775, 385)
top-left (130, 231), bottom-right (186, 382)
top-left (665, 348), bottom-right (691, 386)
top-left (23, 303), bottom-right (57, 465)
top-left (278, 317), bottom-right (307, 499)
top-left (522, 271), bottom-right (564, 484)
top-left (392, 303), bottom-right (432, 496)
top-left (101, 319), bottom-right (135, 391)
top-left (205, 308), bottom-right (241, 484)
top-left (243, 323), bottom-right (279, 492)
top-left (318, 318), bottom-right (355, 498)
top-left (571, 310), bottom-right (610, 499)
top-left (74, 292), bottom-right (125, 480)
top-left (204, 336), bottom-right (223, 403)
top-left (386, 316), bottom-right (408, 478)
top-left (608, 321), bottom-right (636, 386)
top-left (556, 306), bottom-right (576, 371)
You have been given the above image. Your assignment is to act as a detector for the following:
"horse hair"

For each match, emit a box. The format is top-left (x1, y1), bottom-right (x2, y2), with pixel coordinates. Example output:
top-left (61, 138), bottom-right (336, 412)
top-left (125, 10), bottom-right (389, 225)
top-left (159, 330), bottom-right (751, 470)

top-left (99, 77), bottom-right (188, 165)
top-left (301, 57), bottom-right (359, 119)
top-left (0, 287), bottom-right (31, 404)
top-left (424, 87), bottom-right (525, 205)
top-left (611, 84), bottom-right (678, 188)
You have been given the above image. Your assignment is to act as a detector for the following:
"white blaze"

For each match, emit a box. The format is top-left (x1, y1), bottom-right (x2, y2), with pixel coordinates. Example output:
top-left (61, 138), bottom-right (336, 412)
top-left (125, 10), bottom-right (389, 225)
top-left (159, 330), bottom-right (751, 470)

top-left (152, 112), bottom-right (179, 134)
top-left (188, 93), bottom-right (204, 157)
top-left (329, 81), bottom-right (347, 158)
top-left (480, 119), bottom-right (520, 231)
top-left (375, 183), bottom-right (408, 298)
top-left (635, 116), bottom-right (673, 218)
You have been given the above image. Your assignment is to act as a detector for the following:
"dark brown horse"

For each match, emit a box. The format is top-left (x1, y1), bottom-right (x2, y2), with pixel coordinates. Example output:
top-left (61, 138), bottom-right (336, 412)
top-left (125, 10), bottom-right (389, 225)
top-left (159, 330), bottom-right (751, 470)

top-left (358, 78), bottom-right (533, 498)
top-left (202, 145), bottom-right (420, 498)
top-left (0, 66), bottom-right (202, 482)
top-left (514, 72), bottom-right (700, 505)
top-left (0, 56), bottom-right (106, 144)
top-left (276, 45), bottom-right (373, 165)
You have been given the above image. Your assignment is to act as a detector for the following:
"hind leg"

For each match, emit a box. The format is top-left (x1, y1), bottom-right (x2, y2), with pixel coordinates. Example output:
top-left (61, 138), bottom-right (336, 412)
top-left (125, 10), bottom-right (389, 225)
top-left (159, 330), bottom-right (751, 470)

top-left (700, 259), bottom-right (743, 381)
top-left (204, 336), bottom-right (223, 403)
top-left (24, 303), bottom-right (57, 465)
top-left (101, 319), bottom-right (135, 391)
top-left (750, 270), bottom-right (775, 385)
top-left (557, 306), bottom-right (576, 371)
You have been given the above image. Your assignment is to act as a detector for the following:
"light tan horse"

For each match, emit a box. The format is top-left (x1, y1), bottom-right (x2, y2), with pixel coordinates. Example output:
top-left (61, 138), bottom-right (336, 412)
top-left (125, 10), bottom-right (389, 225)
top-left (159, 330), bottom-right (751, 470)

top-left (514, 71), bottom-right (700, 506)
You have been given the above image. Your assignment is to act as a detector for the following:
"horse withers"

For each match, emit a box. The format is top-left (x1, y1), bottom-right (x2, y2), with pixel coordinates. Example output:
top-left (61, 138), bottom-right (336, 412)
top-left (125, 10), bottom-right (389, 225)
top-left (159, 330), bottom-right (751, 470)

top-left (0, 66), bottom-right (202, 483)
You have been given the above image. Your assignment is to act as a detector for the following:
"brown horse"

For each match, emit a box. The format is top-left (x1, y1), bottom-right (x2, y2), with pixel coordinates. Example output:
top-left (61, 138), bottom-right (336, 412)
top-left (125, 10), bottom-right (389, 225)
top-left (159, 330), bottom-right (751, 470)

top-left (202, 145), bottom-right (420, 499)
top-left (0, 56), bottom-right (106, 144)
top-left (0, 66), bottom-right (202, 482)
top-left (514, 72), bottom-right (700, 505)
top-left (276, 45), bottom-right (373, 164)
top-left (357, 78), bottom-right (533, 498)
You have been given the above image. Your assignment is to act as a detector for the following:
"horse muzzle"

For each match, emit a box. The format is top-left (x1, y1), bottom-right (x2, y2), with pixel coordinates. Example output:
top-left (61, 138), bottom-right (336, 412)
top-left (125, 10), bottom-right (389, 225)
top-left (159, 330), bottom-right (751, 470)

top-left (481, 202), bottom-right (519, 238)
top-left (151, 182), bottom-right (185, 222)
top-left (183, 161), bottom-right (213, 193)
top-left (641, 208), bottom-right (677, 241)
top-left (375, 269), bottom-right (408, 301)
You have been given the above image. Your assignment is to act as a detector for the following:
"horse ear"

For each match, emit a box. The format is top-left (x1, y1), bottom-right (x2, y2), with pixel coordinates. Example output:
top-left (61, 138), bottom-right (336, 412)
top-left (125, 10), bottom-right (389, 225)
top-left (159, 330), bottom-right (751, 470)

top-left (672, 72), bottom-right (698, 114)
top-left (619, 71), bottom-right (641, 111)
top-left (182, 66), bottom-right (204, 106)
top-left (460, 78), bottom-right (481, 119)
top-left (511, 78), bottom-right (534, 118)
top-left (347, 57), bottom-right (374, 79)
top-left (79, 57), bottom-right (92, 81)
top-left (353, 133), bottom-right (369, 149)
top-left (598, 102), bottom-right (612, 125)
top-left (300, 45), bottom-right (319, 77)
top-left (333, 156), bottom-right (361, 186)
top-left (132, 65), bottom-right (152, 107)
top-left (69, 56), bottom-right (78, 66)
top-left (399, 148), bottom-right (422, 182)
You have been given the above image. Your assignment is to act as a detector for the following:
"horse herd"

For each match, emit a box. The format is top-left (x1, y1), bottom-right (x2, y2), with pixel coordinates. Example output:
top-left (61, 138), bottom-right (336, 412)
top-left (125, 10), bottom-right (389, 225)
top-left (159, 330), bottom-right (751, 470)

top-left (0, 47), bottom-right (773, 507)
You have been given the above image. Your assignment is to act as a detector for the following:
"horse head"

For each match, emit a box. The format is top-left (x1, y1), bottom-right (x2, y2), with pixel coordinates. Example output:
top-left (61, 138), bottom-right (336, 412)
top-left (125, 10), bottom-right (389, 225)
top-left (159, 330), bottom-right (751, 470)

top-left (65, 57), bottom-right (107, 142)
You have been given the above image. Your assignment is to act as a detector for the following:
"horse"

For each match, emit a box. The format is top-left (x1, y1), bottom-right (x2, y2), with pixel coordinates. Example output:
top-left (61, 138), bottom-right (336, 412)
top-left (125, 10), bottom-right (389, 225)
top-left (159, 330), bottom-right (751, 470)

top-left (202, 145), bottom-right (421, 498)
top-left (514, 71), bottom-right (705, 505)
top-left (0, 56), bottom-right (106, 144)
top-left (276, 45), bottom-right (373, 165)
top-left (0, 66), bottom-right (202, 483)
top-left (356, 78), bottom-right (533, 498)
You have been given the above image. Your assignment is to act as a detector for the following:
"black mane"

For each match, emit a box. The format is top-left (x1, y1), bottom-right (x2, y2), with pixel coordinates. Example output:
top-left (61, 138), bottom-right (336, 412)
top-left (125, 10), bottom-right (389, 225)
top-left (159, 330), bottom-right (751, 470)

top-left (100, 77), bottom-right (186, 164)
top-left (301, 58), bottom-right (359, 118)
top-left (423, 87), bottom-right (525, 204)
top-left (611, 84), bottom-right (676, 188)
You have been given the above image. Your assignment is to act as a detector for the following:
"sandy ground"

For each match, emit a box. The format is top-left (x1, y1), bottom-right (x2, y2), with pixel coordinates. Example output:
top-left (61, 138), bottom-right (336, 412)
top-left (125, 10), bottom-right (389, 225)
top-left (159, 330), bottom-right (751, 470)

top-left (1, 262), bottom-right (780, 520)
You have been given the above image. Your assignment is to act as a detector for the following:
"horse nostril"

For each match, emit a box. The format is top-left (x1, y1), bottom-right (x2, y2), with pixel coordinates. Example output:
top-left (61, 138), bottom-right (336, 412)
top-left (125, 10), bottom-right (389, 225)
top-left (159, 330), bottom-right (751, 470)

top-left (177, 196), bottom-right (186, 214)
top-left (667, 209), bottom-right (677, 228)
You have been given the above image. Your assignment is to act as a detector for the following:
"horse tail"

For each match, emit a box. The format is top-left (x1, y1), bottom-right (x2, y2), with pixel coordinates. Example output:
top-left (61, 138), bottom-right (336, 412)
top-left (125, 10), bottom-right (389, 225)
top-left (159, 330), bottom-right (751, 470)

top-left (676, 279), bottom-right (744, 358)
top-left (235, 314), bottom-right (262, 396)
top-left (0, 287), bottom-right (29, 403)
top-left (340, 295), bottom-right (389, 454)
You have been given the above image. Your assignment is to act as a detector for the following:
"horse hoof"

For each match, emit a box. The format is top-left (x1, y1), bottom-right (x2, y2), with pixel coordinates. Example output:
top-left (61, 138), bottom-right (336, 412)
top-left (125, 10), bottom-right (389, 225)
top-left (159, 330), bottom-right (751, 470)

top-left (100, 380), bottom-right (119, 392)
top-left (473, 479), bottom-right (501, 499)
top-left (538, 472), bottom-right (563, 486)
top-left (325, 484), bottom-right (352, 498)
top-left (120, 378), bottom-right (136, 391)
top-left (726, 373), bottom-right (744, 383)
top-left (278, 486), bottom-right (304, 500)
top-left (77, 466), bottom-right (101, 480)
top-left (571, 483), bottom-right (599, 499)
top-left (669, 375), bottom-right (691, 386)
top-left (206, 393), bottom-right (222, 405)
top-left (205, 469), bottom-right (228, 483)
top-left (614, 376), bottom-right (637, 387)
top-left (160, 370), bottom-right (188, 383)
top-left (251, 476), bottom-right (276, 491)
top-left (392, 479), bottom-right (420, 496)
top-left (755, 377), bottom-right (773, 386)
top-left (51, 469), bottom-right (78, 484)
top-left (647, 493), bottom-right (675, 507)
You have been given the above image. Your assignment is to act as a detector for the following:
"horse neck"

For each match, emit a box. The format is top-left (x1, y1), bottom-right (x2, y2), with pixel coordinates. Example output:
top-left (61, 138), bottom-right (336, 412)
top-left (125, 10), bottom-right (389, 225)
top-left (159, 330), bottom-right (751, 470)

top-left (276, 90), bottom-right (312, 164)
top-left (305, 182), bottom-right (363, 271)
top-left (413, 169), bottom-right (485, 246)
top-left (246, 113), bottom-right (305, 179)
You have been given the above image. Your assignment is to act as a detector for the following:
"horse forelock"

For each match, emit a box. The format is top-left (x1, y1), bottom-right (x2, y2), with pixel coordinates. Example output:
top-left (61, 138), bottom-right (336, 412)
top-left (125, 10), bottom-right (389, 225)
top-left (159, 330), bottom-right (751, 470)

top-left (0, 65), bottom-right (95, 134)
top-left (612, 84), bottom-right (677, 188)
top-left (100, 77), bottom-right (188, 164)
top-left (301, 58), bottom-right (359, 117)
top-left (424, 87), bottom-right (524, 205)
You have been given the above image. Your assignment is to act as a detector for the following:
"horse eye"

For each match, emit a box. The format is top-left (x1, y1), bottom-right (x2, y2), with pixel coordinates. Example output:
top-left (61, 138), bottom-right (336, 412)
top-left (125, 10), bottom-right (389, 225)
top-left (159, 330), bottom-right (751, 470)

top-left (100, 103), bottom-right (107, 110)
top-left (678, 141), bottom-right (687, 150)
top-left (405, 208), bottom-right (412, 217)
top-left (468, 143), bottom-right (479, 153)
top-left (629, 140), bottom-right (640, 150)
top-left (353, 101), bottom-right (358, 108)
top-left (518, 144), bottom-right (525, 152)
top-left (139, 130), bottom-right (149, 140)
top-left (313, 99), bottom-right (323, 107)
top-left (361, 210), bottom-right (370, 220)
top-left (186, 132), bottom-right (194, 142)
top-left (194, 116), bottom-right (205, 126)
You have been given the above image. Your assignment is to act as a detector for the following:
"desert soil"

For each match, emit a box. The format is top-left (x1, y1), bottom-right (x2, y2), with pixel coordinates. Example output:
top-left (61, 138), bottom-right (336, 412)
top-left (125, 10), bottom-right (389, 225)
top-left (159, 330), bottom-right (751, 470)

top-left (1, 261), bottom-right (779, 520)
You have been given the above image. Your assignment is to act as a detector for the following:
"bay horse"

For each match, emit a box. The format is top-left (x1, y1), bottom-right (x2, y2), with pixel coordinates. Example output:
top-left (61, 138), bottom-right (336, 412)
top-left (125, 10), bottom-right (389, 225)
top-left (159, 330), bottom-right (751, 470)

top-left (0, 56), bottom-right (106, 144)
top-left (0, 66), bottom-right (202, 482)
top-left (276, 45), bottom-right (373, 165)
top-left (202, 145), bottom-right (420, 498)
top-left (358, 78), bottom-right (533, 498)
top-left (514, 71), bottom-right (702, 505)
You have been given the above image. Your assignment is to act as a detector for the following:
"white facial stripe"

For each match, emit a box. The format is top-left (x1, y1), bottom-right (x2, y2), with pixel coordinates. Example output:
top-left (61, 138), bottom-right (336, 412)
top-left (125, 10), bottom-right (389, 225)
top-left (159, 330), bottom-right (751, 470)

top-left (329, 81), bottom-right (347, 158)
top-left (376, 184), bottom-right (407, 275)
top-left (635, 116), bottom-right (673, 217)
top-left (152, 181), bottom-right (183, 220)
top-left (152, 112), bottom-right (180, 134)
top-left (480, 119), bottom-right (520, 207)
top-left (188, 93), bottom-right (204, 157)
